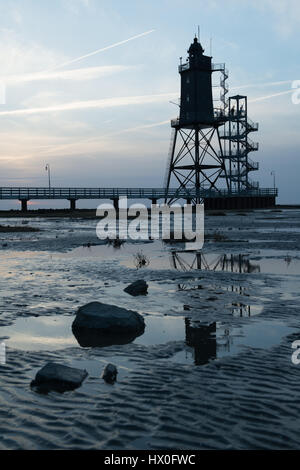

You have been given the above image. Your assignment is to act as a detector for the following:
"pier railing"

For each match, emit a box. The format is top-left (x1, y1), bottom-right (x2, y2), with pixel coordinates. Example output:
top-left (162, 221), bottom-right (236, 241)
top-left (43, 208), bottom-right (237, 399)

top-left (0, 187), bottom-right (278, 201)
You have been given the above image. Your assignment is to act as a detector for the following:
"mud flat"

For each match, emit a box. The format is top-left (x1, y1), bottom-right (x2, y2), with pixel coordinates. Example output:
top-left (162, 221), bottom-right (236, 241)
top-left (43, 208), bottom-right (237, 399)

top-left (0, 209), bottom-right (300, 449)
top-left (0, 209), bottom-right (97, 218)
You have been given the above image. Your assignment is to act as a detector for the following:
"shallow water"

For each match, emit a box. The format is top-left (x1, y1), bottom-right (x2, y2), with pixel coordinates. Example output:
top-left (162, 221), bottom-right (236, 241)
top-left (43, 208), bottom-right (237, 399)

top-left (1, 209), bottom-right (300, 449)
top-left (55, 241), bottom-right (300, 275)
top-left (172, 320), bottom-right (295, 366)
top-left (3, 309), bottom-right (281, 356)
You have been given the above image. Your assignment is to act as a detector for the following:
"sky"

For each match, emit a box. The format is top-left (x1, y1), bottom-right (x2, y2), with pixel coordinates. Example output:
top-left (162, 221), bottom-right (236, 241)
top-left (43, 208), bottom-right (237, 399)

top-left (0, 0), bottom-right (299, 207)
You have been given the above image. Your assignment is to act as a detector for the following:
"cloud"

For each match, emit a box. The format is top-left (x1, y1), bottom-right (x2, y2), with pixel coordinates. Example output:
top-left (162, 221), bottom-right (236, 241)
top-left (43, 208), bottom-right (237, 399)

top-left (0, 28), bottom-right (154, 82)
top-left (0, 118), bottom-right (170, 164)
top-left (46, 30), bottom-right (155, 72)
top-left (34, 120), bottom-right (170, 158)
top-left (62, 0), bottom-right (91, 15)
top-left (11, 6), bottom-right (23, 25)
top-left (4, 65), bottom-right (132, 85)
top-left (0, 83), bottom-right (293, 117)
top-left (0, 92), bottom-right (177, 117)
top-left (250, 0), bottom-right (300, 37)
top-left (0, 33), bottom-right (66, 77)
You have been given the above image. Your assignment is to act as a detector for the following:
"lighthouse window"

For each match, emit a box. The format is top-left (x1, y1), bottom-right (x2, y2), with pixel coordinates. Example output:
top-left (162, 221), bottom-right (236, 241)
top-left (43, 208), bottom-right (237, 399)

top-left (186, 95), bottom-right (190, 102)
top-left (186, 77), bottom-right (190, 84)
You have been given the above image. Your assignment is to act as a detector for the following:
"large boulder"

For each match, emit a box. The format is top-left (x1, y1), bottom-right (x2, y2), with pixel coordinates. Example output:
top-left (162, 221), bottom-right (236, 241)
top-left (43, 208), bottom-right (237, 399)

top-left (31, 362), bottom-right (88, 393)
top-left (72, 301), bottom-right (145, 347)
top-left (124, 280), bottom-right (148, 296)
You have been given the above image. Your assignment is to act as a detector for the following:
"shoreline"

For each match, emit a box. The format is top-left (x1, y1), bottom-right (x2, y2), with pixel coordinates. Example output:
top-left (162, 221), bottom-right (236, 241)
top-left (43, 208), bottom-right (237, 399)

top-left (0, 204), bottom-right (298, 218)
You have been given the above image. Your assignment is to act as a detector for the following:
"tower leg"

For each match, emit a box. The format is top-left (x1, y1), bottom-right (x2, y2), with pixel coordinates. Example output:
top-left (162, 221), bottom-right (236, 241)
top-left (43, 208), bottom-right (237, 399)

top-left (165, 126), bottom-right (226, 205)
top-left (195, 127), bottom-right (200, 203)
top-left (164, 128), bottom-right (178, 203)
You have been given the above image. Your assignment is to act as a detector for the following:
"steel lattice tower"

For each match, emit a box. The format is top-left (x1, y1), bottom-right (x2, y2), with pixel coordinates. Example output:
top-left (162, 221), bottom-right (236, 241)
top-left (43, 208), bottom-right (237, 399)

top-left (220, 95), bottom-right (259, 191)
top-left (164, 37), bottom-right (228, 204)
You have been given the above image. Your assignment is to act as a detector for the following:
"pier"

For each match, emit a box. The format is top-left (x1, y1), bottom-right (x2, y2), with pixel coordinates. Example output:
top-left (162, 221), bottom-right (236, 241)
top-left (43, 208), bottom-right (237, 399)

top-left (0, 187), bottom-right (278, 211)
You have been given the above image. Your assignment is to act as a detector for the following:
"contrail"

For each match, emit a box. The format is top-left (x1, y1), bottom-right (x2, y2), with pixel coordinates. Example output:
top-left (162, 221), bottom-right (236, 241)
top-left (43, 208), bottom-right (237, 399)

top-left (231, 80), bottom-right (293, 90)
top-left (114, 120), bottom-right (170, 134)
top-left (0, 92), bottom-right (177, 117)
top-left (0, 30), bottom-right (154, 85)
top-left (249, 89), bottom-right (294, 103)
top-left (4, 65), bottom-right (131, 84)
top-left (46, 30), bottom-right (155, 72)
top-left (0, 86), bottom-right (292, 117)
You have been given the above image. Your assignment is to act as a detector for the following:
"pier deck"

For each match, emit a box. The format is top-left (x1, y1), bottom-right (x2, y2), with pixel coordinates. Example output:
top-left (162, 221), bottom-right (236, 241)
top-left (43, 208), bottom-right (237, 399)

top-left (0, 187), bottom-right (278, 211)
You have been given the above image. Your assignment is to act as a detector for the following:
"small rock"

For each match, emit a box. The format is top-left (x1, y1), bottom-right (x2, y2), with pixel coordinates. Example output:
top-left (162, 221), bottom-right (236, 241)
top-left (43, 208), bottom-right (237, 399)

top-left (124, 280), bottom-right (148, 296)
top-left (183, 305), bottom-right (191, 311)
top-left (31, 362), bottom-right (88, 393)
top-left (103, 363), bottom-right (118, 384)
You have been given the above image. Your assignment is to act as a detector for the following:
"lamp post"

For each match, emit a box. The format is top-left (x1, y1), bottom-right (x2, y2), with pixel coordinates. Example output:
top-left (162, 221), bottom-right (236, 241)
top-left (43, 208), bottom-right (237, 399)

top-left (271, 171), bottom-right (276, 190)
top-left (45, 164), bottom-right (51, 191)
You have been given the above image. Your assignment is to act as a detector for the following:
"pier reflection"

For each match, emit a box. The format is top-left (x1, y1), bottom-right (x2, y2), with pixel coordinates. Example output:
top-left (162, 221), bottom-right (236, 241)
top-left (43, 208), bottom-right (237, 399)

top-left (170, 250), bottom-right (260, 291)
top-left (170, 251), bottom-right (260, 274)
top-left (170, 249), bottom-right (263, 319)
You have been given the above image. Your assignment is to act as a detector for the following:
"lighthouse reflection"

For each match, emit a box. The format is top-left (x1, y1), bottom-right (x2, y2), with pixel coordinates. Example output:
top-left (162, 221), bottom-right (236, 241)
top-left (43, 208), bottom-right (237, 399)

top-left (185, 318), bottom-right (217, 365)
top-left (169, 249), bottom-right (263, 364)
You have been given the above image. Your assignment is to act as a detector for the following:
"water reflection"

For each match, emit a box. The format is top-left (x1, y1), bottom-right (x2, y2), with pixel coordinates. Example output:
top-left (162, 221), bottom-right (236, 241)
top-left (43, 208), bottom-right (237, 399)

top-left (171, 251), bottom-right (260, 274)
top-left (232, 302), bottom-right (251, 317)
top-left (171, 250), bottom-right (260, 291)
top-left (61, 243), bottom-right (300, 276)
top-left (227, 284), bottom-right (248, 296)
top-left (106, 238), bottom-right (126, 249)
top-left (72, 324), bottom-right (145, 348)
top-left (232, 303), bottom-right (263, 317)
top-left (284, 254), bottom-right (292, 267)
top-left (174, 318), bottom-right (295, 366)
top-left (185, 319), bottom-right (216, 365)
top-left (133, 250), bottom-right (150, 269)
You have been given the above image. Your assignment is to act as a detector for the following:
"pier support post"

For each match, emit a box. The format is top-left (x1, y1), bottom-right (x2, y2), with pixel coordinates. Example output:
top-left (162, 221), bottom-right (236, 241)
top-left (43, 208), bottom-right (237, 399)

top-left (112, 199), bottom-right (119, 211)
top-left (69, 199), bottom-right (77, 211)
top-left (20, 199), bottom-right (28, 212)
top-left (111, 199), bottom-right (120, 219)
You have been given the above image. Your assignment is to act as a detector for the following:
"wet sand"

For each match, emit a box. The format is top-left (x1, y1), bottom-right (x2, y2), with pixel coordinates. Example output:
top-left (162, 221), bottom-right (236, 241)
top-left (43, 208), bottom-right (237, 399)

top-left (0, 209), bottom-right (300, 449)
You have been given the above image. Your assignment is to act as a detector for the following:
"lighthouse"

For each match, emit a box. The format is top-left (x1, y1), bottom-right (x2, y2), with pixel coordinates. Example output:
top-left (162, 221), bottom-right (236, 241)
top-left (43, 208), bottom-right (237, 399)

top-left (164, 36), bottom-right (228, 204)
top-left (179, 37), bottom-right (215, 126)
